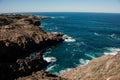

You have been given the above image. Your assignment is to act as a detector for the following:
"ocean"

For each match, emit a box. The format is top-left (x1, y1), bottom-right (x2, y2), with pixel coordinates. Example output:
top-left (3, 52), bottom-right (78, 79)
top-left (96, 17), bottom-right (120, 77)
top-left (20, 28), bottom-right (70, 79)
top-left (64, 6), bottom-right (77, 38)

top-left (27, 12), bottom-right (120, 74)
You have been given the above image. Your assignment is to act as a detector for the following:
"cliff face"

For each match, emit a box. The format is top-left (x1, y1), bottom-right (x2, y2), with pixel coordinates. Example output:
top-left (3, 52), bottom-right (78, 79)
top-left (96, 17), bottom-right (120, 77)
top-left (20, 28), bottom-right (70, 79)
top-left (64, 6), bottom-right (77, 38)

top-left (0, 14), bottom-right (63, 62)
top-left (0, 14), bottom-right (64, 80)
top-left (60, 52), bottom-right (120, 80)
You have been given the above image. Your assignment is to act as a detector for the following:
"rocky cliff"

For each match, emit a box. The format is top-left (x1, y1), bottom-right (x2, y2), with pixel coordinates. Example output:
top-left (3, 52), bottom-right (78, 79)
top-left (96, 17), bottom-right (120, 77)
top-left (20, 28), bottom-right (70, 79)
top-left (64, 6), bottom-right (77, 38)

top-left (60, 52), bottom-right (120, 80)
top-left (1, 14), bottom-right (120, 80)
top-left (0, 14), bottom-right (64, 80)
top-left (0, 14), bottom-right (63, 62)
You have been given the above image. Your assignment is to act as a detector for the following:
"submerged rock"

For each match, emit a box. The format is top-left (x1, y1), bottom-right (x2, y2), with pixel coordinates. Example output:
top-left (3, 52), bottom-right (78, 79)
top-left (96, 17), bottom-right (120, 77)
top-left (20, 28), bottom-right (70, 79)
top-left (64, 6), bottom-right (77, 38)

top-left (60, 52), bottom-right (120, 80)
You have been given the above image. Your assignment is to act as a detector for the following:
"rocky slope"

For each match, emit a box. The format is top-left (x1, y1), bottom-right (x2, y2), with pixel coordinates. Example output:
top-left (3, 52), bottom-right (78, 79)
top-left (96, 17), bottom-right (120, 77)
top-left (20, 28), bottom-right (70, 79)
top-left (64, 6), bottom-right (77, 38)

top-left (0, 14), bottom-right (63, 62)
top-left (60, 52), bottom-right (120, 80)
top-left (0, 14), bottom-right (64, 80)
top-left (17, 70), bottom-right (66, 80)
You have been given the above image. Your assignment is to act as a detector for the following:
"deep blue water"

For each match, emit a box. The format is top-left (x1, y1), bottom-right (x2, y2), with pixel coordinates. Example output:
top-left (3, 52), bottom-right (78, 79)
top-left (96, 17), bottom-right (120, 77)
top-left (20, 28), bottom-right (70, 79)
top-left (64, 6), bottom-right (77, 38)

top-left (26, 12), bottom-right (120, 74)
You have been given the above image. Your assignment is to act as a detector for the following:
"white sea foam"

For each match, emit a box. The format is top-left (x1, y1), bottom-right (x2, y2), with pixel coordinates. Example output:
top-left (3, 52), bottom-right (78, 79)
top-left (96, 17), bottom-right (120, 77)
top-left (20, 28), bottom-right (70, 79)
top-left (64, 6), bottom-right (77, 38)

top-left (43, 57), bottom-right (57, 63)
top-left (51, 32), bottom-right (59, 34)
top-left (110, 33), bottom-right (116, 38)
top-left (59, 68), bottom-right (72, 74)
top-left (62, 35), bottom-right (76, 42)
top-left (85, 53), bottom-right (95, 59)
top-left (51, 17), bottom-right (56, 19)
top-left (46, 64), bottom-right (57, 72)
top-left (51, 16), bottom-right (65, 19)
top-left (104, 47), bottom-right (120, 55)
top-left (109, 33), bottom-right (120, 40)
top-left (79, 58), bottom-right (90, 65)
top-left (94, 32), bottom-right (100, 36)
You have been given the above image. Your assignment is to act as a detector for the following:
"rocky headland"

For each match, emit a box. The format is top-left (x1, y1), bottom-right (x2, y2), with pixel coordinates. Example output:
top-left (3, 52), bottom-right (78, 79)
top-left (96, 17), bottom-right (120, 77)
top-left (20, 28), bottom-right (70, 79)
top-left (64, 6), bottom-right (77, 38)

top-left (0, 14), bottom-right (64, 61)
top-left (0, 14), bottom-right (65, 80)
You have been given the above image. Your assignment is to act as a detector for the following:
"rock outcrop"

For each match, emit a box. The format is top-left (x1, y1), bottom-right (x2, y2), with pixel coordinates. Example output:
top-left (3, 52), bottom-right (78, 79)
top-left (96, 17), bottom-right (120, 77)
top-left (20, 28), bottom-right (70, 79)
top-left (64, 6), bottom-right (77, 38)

top-left (60, 52), bottom-right (120, 80)
top-left (17, 70), bottom-right (67, 80)
top-left (0, 14), bottom-right (63, 62)
top-left (0, 53), bottom-right (48, 80)
top-left (0, 14), bottom-right (64, 80)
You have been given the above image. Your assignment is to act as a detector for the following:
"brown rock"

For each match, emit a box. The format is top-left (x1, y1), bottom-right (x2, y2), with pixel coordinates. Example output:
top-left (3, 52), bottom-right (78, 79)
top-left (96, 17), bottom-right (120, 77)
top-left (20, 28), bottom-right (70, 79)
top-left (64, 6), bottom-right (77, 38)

top-left (0, 14), bottom-right (63, 62)
top-left (0, 14), bottom-right (64, 80)
top-left (17, 70), bottom-right (67, 80)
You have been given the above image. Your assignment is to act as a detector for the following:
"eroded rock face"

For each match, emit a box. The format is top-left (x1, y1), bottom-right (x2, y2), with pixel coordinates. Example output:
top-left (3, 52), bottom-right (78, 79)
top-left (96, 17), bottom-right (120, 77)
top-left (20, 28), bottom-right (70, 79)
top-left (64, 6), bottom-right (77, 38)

top-left (0, 14), bottom-right (63, 62)
top-left (0, 14), bottom-right (64, 80)
top-left (60, 52), bottom-right (120, 80)
top-left (0, 53), bottom-right (48, 80)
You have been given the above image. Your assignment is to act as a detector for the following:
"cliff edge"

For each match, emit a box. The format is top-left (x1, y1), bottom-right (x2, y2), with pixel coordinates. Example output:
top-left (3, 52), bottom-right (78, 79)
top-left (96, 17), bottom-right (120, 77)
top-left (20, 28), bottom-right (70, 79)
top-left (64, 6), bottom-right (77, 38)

top-left (0, 14), bottom-right (63, 62)
top-left (0, 14), bottom-right (64, 80)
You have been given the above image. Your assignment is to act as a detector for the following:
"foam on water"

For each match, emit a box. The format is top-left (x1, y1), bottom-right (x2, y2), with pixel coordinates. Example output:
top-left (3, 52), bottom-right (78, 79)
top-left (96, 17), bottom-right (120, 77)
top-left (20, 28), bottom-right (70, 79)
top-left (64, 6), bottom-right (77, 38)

top-left (104, 47), bottom-right (120, 55)
top-left (51, 17), bottom-right (56, 19)
top-left (62, 35), bottom-right (76, 42)
top-left (109, 33), bottom-right (120, 40)
top-left (44, 56), bottom-right (57, 73)
top-left (46, 64), bottom-right (57, 72)
top-left (79, 58), bottom-right (90, 65)
top-left (94, 32), bottom-right (100, 36)
top-left (59, 68), bottom-right (72, 74)
top-left (51, 16), bottom-right (65, 19)
top-left (43, 57), bottom-right (57, 63)
top-left (85, 53), bottom-right (95, 59)
top-left (51, 32), bottom-right (59, 34)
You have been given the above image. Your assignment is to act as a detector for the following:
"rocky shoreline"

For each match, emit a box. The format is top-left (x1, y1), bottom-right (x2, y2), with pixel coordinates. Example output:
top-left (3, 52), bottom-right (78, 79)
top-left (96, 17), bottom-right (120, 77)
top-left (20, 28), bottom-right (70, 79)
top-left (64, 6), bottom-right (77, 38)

top-left (0, 14), bottom-right (65, 80)
top-left (61, 52), bottom-right (120, 80)
top-left (0, 14), bottom-right (120, 80)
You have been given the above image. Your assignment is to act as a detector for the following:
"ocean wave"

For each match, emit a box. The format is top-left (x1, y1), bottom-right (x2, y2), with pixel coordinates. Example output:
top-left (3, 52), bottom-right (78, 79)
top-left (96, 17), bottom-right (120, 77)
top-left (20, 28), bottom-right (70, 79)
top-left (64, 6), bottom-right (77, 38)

top-left (43, 57), bottom-right (57, 63)
top-left (109, 33), bottom-right (120, 40)
top-left (59, 68), bottom-right (72, 74)
top-left (94, 32), bottom-right (100, 36)
top-left (79, 58), bottom-right (90, 65)
top-left (44, 56), bottom-right (57, 73)
top-left (51, 17), bottom-right (56, 19)
top-left (85, 53), bottom-right (95, 59)
top-left (104, 47), bottom-right (120, 55)
top-left (46, 64), bottom-right (57, 72)
top-left (51, 32), bottom-right (60, 34)
top-left (51, 16), bottom-right (66, 19)
top-left (62, 35), bottom-right (76, 42)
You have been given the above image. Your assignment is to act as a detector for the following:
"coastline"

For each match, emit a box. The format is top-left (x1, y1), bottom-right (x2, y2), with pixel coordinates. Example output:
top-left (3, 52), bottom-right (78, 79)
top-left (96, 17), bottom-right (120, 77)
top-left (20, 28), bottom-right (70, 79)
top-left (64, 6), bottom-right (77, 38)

top-left (0, 13), bottom-right (120, 80)
top-left (0, 14), bottom-right (65, 80)
top-left (60, 51), bottom-right (120, 80)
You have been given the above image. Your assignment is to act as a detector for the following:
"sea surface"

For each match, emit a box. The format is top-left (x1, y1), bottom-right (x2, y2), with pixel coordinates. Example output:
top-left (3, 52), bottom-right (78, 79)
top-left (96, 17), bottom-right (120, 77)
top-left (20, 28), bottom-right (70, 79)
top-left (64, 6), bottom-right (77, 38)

top-left (25, 12), bottom-right (120, 74)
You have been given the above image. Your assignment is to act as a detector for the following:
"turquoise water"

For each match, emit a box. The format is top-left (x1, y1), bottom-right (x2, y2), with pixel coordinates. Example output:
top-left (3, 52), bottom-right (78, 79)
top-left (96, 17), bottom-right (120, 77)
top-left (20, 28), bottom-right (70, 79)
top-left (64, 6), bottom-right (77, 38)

top-left (29, 12), bottom-right (120, 74)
